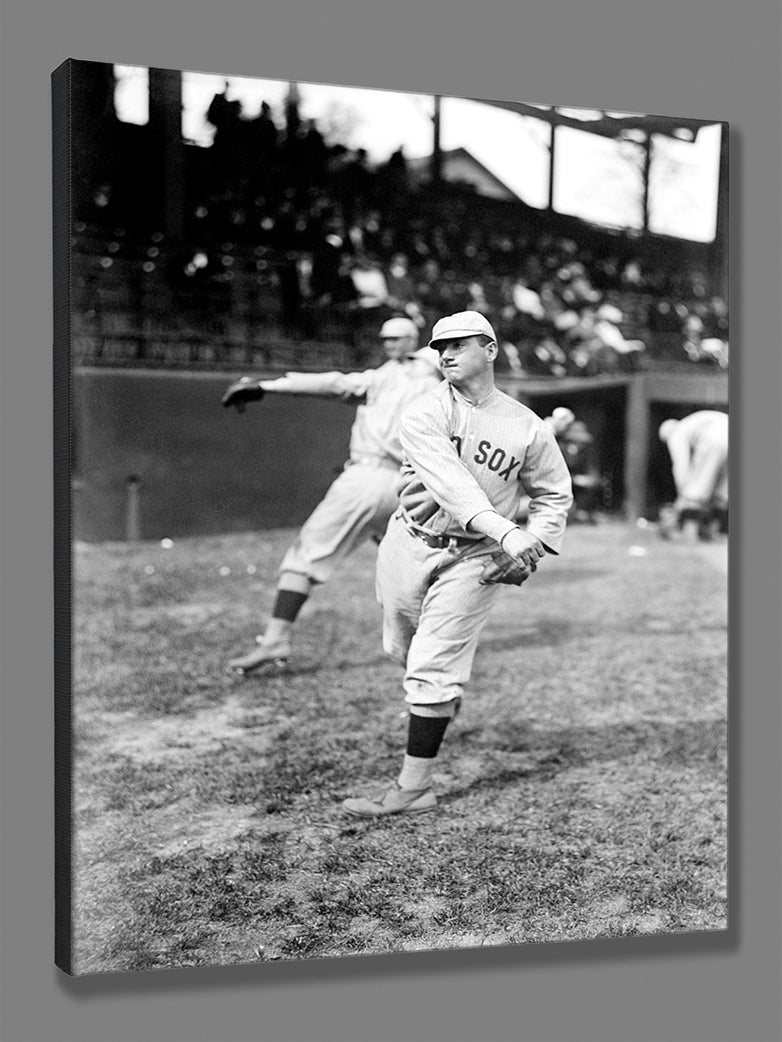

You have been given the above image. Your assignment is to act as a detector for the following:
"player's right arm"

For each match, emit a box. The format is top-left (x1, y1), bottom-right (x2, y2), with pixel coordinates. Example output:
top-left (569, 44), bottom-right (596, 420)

top-left (260, 370), bottom-right (374, 399)
top-left (399, 400), bottom-right (519, 546)
top-left (399, 395), bottom-right (569, 565)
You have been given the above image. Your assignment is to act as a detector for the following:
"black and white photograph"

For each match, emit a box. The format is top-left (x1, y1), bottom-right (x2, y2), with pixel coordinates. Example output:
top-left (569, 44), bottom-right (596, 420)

top-left (54, 59), bottom-right (728, 975)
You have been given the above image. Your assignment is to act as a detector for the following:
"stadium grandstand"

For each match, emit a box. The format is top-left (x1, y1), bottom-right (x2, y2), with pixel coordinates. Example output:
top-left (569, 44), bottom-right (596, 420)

top-left (66, 62), bottom-right (728, 533)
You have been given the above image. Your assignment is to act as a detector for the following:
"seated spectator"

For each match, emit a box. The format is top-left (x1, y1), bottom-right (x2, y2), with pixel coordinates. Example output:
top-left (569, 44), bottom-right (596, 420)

top-left (309, 226), bottom-right (345, 303)
top-left (414, 258), bottom-right (449, 318)
top-left (511, 278), bottom-right (545, 322)
top-left (705, 295), bottom-right (730, 340)
top-left (557, 261), bottom-right (601, 308)
top-left (466, 279), bottom-right (489, 313)
top-left (699, 337), bottom-right (729, 368)
top-left (680, 312), bottom-right (726, 367)
top-left (558, 306), bottom-right (643, 376)
top-left (350, 253), bottom-right (390, 310)
top-left (593, 303), bottom-right (647, 370)
top-left (385, 252), bottom-right (416, 312)
top-left (528, 336), bottom-right (568, 377)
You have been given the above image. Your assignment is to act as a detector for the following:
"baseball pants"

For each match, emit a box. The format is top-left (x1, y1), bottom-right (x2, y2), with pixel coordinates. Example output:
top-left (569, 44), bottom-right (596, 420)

top-left (376, 511), bottom-right (500, 706)
top-left (679, 437), bottom-right (729, 511)
top-left (279, 461), bottom-right (400, 586)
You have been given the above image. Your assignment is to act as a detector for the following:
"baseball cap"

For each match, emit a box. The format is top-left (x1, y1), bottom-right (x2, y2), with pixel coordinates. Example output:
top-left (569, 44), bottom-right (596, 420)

top-left (552, 407), bottom-right (575, 426)
top-left (658, 419), bottom-right (679, 442)
top-left (406, 345), bottom-right (441, 370)
top-left (428, 310), bottom-right (497, 347)
top-left (380, 316), bottom-right (419, 339)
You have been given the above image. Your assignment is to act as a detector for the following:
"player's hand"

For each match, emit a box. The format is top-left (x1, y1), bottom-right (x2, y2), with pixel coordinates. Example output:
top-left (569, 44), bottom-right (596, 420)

top-left (221, 377), bottom-right (265, 412)
top-left (479, 550), bottom-right (536, 587)
top-left (500, 527), bottom-right (545, 569)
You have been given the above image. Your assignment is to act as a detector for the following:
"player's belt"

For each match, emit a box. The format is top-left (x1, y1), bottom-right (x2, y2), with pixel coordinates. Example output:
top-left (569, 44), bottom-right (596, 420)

top-left (345, 456), bottom-right (399, 471)
top-left (403, 520), bottom-right (483, 551)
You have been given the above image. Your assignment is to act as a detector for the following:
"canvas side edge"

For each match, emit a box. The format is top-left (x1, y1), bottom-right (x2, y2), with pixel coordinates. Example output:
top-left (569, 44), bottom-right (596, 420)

top-left (52, 56), bottom-right (74, 976)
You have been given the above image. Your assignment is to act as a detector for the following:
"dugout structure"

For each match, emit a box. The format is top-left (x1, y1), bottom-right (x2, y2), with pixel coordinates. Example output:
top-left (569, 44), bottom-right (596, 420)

top-left (507, 369), bottom-right (728, 523)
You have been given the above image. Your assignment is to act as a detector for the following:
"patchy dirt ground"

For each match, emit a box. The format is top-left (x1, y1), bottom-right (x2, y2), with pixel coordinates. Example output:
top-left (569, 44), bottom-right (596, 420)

top-left (68, 521), bottom-right (728, 974)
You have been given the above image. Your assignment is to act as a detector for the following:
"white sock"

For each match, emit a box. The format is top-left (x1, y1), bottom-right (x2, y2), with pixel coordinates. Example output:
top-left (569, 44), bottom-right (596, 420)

top-left (398, 754), bottom-right (435, 792)
top-left (262, 618), bottom-right (292, 645)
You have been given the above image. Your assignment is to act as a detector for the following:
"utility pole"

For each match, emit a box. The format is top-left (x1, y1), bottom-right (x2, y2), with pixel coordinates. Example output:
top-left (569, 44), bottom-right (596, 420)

top-left (642, 130), bottom-right (652, 232)
top-left (432, 95), bottom-right (442, 184)
top-left (713, 122), bottom-right (729, 300)
top-left (148, 67), bottom-right (185, 245)
top-left (547, 121), bottom-right (557, 211)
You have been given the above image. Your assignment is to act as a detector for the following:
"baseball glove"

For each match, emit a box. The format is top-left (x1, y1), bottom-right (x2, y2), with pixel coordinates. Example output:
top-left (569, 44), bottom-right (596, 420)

top-left (479, 550), bottom-right (536, 587)
top-left (221, 377), bottom-right (265, 412)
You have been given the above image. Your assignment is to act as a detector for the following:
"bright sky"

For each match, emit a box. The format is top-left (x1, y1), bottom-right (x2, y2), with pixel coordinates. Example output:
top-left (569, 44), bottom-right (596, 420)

top-left (114, 66), bottom-right (722, 242)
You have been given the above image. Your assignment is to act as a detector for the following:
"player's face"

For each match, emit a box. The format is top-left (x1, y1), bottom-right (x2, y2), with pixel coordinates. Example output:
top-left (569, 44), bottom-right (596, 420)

top-left (382, 335), bottom-right (415, 361)
top-left (435, 336), bottom-right (494, 383)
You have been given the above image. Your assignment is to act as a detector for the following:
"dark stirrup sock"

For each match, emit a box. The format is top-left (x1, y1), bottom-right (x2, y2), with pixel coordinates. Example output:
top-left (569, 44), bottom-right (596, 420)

top-left (406, 713), bottom-right (451, 759)
top-left (272, 589), bottom-right (309, 623)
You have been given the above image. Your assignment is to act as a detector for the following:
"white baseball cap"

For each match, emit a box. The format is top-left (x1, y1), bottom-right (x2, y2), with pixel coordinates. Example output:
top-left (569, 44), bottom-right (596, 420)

top-left (380, 316), bottom-right (419, 339)
top-left (552, 407), bottom-right (575, 426)
top-left (658, 419), bottom-right (679, 442)
top-left (428, 310), bottom-right (497, 347)
top-left (406, 345), bottom-right (441, 370)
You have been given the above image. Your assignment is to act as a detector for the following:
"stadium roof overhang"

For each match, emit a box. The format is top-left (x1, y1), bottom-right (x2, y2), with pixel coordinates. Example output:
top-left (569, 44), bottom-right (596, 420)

top-left (469, 99), bottom-right (720, 142)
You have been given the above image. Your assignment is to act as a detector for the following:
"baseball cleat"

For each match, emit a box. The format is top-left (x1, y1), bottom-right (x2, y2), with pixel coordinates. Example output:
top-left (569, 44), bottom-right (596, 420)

top-left (342, 784), bottom-right (437, 817)
top-left (227, 640), bottom-right (291, 676)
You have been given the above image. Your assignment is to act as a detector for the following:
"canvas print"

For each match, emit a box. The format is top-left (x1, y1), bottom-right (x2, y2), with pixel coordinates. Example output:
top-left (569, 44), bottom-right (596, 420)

top-left (53, 59), bottom-right (728, 975)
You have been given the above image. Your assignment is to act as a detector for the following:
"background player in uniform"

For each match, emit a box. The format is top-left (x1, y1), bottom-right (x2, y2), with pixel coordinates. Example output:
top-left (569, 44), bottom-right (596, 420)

top-left (221, 316), bottom-right (442, 674)
top-left (658, 410), bottom-right (729, 541)
top-left (342, 310), bottom-right (573, 816)
top-left (545, 408), bottom-right (603, 524)
top-left (517, 407), bottom-right (603, 524)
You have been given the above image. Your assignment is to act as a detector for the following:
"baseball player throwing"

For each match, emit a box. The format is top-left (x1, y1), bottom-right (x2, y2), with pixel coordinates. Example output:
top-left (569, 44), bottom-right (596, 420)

top-left (343, 310), bottom-right (573, 817)
top-left (221, 316), bottom-right (442, 674)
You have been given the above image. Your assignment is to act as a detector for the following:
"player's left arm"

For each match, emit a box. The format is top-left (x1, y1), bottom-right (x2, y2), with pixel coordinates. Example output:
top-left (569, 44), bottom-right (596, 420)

top-left (517, 424), bottom-right (574, 554)
top-left (262, 370), bottom-right (374, 400)
top-left (221, 369), bottom-right (373, 410)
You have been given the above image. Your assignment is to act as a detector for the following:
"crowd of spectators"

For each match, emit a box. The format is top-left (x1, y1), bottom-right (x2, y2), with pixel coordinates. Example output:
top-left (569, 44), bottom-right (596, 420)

top-left (73, 87), bottom-right (729, 375)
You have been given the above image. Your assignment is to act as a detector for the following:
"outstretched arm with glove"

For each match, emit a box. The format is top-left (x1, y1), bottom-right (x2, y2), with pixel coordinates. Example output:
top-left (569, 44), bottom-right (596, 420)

top-left (221, 370), bottom-right (375, 412)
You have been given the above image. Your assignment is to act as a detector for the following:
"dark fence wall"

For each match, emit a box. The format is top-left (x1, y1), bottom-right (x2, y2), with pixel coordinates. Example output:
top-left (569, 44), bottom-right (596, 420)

top-left (73, 369), bottom-right (356, 542)
top-left (72, 367), bottom-right (728, 542)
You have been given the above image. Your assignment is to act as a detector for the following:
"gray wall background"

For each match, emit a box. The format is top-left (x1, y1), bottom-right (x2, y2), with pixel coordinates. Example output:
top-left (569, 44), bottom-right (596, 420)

top-left (72, 371), bottom-right (357, 541)
top-left (1, 2), bottom-right (780, 1041)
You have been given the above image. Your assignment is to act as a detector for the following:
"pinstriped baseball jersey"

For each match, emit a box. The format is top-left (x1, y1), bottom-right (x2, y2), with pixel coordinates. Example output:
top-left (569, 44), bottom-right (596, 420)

top-left (266, 358), bottom-right (440, 585)
top-left (398, 381), bottom-right (573, 553)
top-left (265, 359), bottom-right (441, 465)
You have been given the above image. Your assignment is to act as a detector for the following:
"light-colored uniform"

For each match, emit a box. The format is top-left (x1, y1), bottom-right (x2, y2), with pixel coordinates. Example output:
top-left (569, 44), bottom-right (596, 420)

top-left (377, 380), bottom-right (572, 706)
top-left (664, 410), bottom-right (729, 512)
top-left (273, 360), bottom-right (441, 585)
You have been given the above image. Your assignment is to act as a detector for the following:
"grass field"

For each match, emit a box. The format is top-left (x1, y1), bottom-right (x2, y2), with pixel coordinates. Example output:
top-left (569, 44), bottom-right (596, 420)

top-left (71, 521), bottom-right (728, 974)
